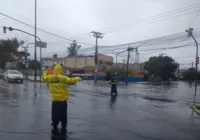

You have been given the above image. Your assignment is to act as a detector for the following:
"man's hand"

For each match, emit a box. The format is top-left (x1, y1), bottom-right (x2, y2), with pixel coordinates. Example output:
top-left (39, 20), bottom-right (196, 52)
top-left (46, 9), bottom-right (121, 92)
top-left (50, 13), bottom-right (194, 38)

top-left (75, 77), bottom-right (82, 82)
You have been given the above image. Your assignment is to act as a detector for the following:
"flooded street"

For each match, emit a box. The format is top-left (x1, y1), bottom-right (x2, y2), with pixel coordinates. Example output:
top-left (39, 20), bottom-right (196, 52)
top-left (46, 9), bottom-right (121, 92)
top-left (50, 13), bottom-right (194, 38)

top-left (0, 80), bottom-right (200, 140)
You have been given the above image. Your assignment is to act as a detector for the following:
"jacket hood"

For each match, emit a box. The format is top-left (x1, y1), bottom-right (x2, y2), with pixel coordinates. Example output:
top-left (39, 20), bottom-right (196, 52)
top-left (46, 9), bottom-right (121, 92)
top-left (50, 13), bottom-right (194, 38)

top-left (53, 64), bottom-right (63, 74)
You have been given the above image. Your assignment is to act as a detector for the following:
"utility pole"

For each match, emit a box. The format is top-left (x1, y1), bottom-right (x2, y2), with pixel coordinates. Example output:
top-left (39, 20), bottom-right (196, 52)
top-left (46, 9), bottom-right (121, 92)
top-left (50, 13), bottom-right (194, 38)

top-left (192, 62), bottom-right (194, 68)
top-left (91, 31), bottom-right (103, 84)
top-left (34, 0), bottom-right (37, 82)
top-left (123, 59), bottom-right (126, 69)
top-left (186, 27), bottom-right (199, 105)
top-left (116, 49), bottom-right (127, 68)
top-left (126, 46), bottom-right (134, 86)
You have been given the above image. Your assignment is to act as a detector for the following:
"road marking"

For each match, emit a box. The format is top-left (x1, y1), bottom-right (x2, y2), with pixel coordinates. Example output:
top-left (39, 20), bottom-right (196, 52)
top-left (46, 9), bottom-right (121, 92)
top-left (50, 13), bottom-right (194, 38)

top-left (0, 85), bottom-right (9, 89)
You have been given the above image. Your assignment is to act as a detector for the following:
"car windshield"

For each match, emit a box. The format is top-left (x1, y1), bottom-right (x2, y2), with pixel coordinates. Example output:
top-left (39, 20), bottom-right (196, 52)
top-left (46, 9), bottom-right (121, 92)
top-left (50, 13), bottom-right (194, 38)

top-left (8, 70), bottom-right (21, 74)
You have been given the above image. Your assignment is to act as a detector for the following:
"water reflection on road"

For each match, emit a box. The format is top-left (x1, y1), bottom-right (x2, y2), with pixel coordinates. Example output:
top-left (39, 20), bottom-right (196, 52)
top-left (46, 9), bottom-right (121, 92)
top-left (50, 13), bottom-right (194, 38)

top-left (0, 80), bottom-right (200, 140)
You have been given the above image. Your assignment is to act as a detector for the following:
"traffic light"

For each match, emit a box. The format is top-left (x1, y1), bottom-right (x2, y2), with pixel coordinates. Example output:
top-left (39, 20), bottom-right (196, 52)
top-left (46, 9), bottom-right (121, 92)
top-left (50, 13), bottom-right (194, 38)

top-left (3, 26), bottom-right (6, 33)
top-left (127, 47), bottom-right (134, 51)
top-left (8, 27), bottom-right (13, 31)
top-left (196, 56), bottom-right (199, 65)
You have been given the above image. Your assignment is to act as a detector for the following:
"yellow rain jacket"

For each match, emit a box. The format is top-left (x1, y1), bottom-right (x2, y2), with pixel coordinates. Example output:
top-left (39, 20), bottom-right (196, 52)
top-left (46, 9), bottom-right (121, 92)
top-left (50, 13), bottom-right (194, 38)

top-left (42, 64), bottom-right (82, 102)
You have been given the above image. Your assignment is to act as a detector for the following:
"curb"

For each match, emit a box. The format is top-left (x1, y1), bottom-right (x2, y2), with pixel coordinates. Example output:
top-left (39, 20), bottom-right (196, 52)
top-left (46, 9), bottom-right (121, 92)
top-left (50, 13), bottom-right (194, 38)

top-left (192, 105), bottom-right (200, 116)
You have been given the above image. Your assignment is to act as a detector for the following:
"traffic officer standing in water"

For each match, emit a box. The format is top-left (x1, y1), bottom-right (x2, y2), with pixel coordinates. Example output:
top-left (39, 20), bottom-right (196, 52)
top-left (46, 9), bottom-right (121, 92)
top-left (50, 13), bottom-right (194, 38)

top-left (42, 64), bottom-right (82, 135)
top-left (109, 78), bottom-right (118, 97)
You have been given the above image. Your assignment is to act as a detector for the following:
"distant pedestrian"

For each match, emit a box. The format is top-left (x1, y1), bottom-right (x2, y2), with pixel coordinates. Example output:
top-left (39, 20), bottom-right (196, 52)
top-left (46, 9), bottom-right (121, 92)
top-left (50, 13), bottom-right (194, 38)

top-left (42, 64), bottom-right (82, 135)
top-left (109, 78), bottom-right (118, 96)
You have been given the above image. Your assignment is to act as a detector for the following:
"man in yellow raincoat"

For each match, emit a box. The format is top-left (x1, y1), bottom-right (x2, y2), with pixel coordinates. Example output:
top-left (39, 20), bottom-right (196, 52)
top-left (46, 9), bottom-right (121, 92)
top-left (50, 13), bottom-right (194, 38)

top-left (42, 64), bottom-right (82, 134)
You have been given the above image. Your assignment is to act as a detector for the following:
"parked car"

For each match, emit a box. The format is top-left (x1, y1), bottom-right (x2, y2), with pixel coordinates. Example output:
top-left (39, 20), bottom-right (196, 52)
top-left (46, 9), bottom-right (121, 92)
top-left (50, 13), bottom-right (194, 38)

top-left (3, 70), bottom-right (24, 83)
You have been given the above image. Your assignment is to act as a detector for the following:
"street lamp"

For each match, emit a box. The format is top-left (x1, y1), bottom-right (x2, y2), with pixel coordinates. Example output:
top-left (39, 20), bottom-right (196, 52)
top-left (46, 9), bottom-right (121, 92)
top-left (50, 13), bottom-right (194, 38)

top-left (91, 31), bottom-right (103, 83)
top-left (3, 26), bottom-right (42, 82)
top-left (116, 50), bottom-right (127, 68)
top-left (116, 47), bottom-right (134, 68)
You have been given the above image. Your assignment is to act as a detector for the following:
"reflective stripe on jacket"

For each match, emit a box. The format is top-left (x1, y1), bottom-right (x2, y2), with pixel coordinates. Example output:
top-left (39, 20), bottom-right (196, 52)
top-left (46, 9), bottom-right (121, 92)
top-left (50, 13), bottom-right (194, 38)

top-left (109, 80), bottom-right (117, 85)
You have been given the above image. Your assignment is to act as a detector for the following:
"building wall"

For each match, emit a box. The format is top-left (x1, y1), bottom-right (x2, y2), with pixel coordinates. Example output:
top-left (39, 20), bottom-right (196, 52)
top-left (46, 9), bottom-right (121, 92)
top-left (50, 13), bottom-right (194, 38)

top-left (53, 58), bottom-right (65, 66)
top-left (113, 63), bottom-right (145, 73)
top-left (64, 56), bottom-right (95, 68)
top-left (64, 55), bottom-right (113, 69)
top-left (52, 54), bottom-right (113, 70)
top-left (65, 57), bottom-right (76, 68)
top-left (42, 58), bottom-right (53, 67)
top-left (76, 57), bottom-right (86, 68)
top-left (98, 54), bottom-right (113, 62)
top-left (86, 57), bottom-right (95, 67)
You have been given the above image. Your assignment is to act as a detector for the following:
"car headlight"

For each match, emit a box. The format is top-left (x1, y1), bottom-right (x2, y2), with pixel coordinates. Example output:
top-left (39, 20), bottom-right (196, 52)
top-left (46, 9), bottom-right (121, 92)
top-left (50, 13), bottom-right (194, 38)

top-left (8, 75), bottom-right (13, 78)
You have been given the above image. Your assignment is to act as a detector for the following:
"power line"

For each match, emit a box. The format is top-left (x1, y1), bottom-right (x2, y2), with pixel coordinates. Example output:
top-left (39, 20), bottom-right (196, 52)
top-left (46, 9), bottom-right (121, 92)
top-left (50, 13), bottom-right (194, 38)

top-left (81, 31), bottom-right (200, 54)
top-left (0, 12), bottom-right (94, 46)
top-left (92, 43), bottom-right (195, 56)
top-left (140, 50), bottom-right (164, 55)
top-left (188, 11), bottom-right (200, 27)
top-left (139, 44), bottom-right (191, 52)
top-left (42, 40), bottom-right (68, 47)
top-left (73, 33), bottom-right (92, 40)
top-left (82, 38), bottom-right (198, 54)
top-left (179, 63), bottom-right (192, 65)
top-left (104, 10), bottom-right (200, 34)
top-left (70, 3), bottom-right (200, 41)
top-left (80, 29), bottom-right (200, 52)
top-left (174, 56), bottom-right (194, 59)
top-left (72, 3), bottom-right (200, 40)
top-left (75, 34), bottom-right (93, 41)
top-left (95, 3), bottom-right (200, 33)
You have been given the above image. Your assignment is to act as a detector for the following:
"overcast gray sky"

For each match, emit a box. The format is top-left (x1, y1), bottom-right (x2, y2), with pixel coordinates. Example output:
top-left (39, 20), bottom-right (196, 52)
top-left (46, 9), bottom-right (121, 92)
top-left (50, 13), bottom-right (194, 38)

top-left (0, 0), bottom-right (200, 68)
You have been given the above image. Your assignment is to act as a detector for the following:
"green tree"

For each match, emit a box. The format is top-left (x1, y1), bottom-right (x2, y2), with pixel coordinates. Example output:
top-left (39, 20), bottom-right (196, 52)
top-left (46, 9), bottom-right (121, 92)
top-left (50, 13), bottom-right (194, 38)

top-left (67, 40), bottom-right (81, 56)
top-left (144, 56), bottom-right (179, 81)
top-left (15, 51), bottom-right (30, 69)
top-left (28, 60), bottom-right (41, 69)
top-left (0, 38), bottom-right (20, 69)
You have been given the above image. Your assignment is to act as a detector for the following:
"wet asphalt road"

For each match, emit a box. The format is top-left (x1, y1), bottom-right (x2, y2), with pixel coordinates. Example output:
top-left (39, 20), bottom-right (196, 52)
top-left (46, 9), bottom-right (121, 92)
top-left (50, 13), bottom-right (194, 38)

top-left (0, 80), bottom-right (200, 140)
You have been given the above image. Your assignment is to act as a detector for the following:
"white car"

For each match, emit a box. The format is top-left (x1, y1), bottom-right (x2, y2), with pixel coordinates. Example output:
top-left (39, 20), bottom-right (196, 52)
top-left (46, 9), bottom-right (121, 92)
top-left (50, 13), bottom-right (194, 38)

top-left (4, 70), bottom-right (24, 83)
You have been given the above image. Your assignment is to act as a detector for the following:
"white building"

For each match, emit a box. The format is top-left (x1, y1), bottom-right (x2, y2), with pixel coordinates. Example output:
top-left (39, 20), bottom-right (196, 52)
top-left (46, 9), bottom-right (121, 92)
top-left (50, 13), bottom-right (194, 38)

top-left (42, 58), bottom-right (53, 67)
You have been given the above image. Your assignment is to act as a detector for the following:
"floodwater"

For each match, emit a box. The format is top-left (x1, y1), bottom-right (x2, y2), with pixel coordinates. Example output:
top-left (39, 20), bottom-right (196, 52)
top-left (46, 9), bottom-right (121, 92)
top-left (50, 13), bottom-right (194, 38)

top-left (0, 80), bottom-right (200, 140)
